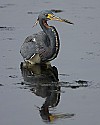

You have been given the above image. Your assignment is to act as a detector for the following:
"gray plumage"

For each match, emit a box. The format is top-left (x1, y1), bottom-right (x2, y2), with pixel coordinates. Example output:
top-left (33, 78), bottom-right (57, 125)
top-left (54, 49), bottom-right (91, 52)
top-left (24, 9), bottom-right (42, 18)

top-left (20, 31), bottom-right (54, 62)
top-left (20, 10), bottom-right (73, 64)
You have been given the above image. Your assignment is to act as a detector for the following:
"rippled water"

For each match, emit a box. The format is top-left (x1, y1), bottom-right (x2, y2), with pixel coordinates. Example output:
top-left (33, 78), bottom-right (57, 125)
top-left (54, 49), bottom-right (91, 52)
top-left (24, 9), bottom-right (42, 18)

top-left (0, 0), bottom-right (100, 125)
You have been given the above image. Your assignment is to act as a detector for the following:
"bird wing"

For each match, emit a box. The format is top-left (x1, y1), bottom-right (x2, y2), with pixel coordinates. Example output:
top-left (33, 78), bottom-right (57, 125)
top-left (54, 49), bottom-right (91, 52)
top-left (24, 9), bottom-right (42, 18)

top-left (20, 31), bottom-right (51, 61)
top-left (20, 35), bottom-right (37, 60)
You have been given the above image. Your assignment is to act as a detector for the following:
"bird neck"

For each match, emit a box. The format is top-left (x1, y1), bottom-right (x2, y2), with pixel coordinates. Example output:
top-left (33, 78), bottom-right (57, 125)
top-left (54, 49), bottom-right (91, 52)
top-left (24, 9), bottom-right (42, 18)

top-left (39, 19), bottom-right (60, 60)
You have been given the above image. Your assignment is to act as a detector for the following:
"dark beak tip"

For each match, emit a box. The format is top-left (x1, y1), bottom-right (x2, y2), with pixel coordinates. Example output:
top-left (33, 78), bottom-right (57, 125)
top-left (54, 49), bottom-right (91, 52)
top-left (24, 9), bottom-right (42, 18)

top-left (63, 19), bottom-right (74, 25)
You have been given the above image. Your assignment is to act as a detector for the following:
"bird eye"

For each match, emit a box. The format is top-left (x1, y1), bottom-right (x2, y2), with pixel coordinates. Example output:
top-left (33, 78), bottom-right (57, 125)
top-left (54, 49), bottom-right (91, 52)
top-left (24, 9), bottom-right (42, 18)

top-left (45, 14), bottom-right (48, 17)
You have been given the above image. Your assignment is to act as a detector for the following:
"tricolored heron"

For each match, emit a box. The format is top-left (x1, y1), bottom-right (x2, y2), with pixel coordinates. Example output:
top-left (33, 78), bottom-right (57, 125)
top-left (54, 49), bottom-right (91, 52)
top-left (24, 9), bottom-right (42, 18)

top-left (20, 10), bottom-right (73, 65)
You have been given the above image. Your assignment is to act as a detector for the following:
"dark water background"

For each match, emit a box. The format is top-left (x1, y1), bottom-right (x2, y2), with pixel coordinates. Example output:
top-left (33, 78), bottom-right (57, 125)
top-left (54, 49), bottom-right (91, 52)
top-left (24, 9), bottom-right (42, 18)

top-left (0, 0), bottom-right (100, 125)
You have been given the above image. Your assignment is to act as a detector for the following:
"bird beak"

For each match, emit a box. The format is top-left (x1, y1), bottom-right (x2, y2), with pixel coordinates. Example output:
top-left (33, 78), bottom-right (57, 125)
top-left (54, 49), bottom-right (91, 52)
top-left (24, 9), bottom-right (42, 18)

top-left (47, 14), bottom-right (74, 25)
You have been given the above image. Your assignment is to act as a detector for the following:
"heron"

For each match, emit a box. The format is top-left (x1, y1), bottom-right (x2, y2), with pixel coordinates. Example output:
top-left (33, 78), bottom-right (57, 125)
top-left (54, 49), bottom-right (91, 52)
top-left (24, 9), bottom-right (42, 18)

top-left (20, 10), bottom-right (73, 65)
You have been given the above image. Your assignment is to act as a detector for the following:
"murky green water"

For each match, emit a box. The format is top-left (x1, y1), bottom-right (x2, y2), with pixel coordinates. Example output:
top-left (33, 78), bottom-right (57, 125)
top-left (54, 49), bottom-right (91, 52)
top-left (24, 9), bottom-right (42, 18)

top-left (0, 0), bottom-right (100, 125)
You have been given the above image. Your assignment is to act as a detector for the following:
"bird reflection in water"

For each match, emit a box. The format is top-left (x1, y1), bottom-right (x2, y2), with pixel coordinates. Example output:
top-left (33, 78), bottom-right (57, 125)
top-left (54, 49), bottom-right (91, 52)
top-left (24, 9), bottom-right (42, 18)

top-left (20, 63), bottom-right (74, 122)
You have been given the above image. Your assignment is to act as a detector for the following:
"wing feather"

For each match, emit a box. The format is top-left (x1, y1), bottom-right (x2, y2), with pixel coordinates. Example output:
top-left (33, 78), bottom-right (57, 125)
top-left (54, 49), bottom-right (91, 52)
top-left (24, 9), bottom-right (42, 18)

top-left (20, 31), bottom-right (51, 61)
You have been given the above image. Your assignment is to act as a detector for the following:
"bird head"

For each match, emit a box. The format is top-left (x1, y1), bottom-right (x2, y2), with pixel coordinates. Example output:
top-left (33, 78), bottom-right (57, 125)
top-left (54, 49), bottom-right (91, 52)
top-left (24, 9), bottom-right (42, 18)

top-left (33, 10), bottom-right (74, 27)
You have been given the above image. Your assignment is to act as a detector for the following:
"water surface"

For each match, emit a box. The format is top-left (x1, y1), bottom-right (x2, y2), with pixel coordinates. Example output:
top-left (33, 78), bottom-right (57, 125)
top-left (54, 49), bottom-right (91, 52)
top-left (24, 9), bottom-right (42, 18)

top-left (0, 0), bottom-right (100, 125)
